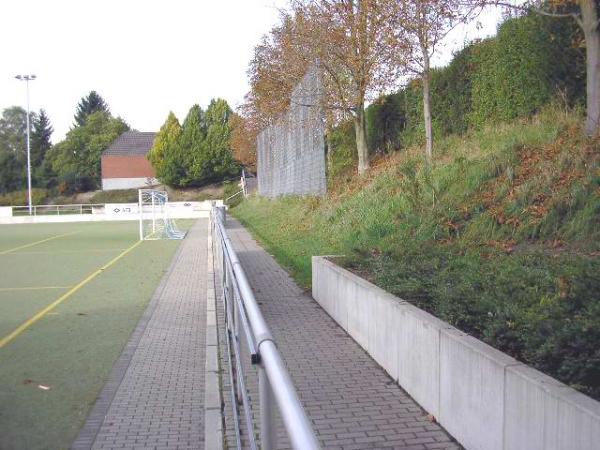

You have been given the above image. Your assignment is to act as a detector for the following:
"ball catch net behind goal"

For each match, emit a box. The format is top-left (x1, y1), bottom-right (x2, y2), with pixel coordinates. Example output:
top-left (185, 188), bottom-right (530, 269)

top-left (138, 189), bottom-right (186, 240)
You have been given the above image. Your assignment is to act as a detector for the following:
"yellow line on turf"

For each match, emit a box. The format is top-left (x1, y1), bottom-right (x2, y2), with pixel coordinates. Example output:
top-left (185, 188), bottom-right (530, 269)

top-left (10, 248), bottom-right (126, 255)
top-left (0, 239), bottom-right (143, 349)
top-left (0, 231), bottom-right (80, 255)
top-left (0, 286), bottom-right (73, 291)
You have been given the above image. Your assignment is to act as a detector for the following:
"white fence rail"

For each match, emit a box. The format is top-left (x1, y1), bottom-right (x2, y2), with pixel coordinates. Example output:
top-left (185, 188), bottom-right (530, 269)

top-left (11, 204), bottom-right (105, 216)
top-left (0, 201), bottom-right (222, 224)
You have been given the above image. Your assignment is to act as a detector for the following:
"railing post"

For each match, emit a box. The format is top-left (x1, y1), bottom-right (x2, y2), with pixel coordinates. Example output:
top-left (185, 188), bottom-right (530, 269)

top-left (233, 289), bottom-right (243, 403)
top-left (216, 205), bottom-right (226, 225)
top-left (260, 365), bottom-right (277, 450)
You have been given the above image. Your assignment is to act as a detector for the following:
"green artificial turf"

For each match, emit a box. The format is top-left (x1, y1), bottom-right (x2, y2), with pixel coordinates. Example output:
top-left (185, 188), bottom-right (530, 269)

top-left (0, 220), bottom-right (194, 450)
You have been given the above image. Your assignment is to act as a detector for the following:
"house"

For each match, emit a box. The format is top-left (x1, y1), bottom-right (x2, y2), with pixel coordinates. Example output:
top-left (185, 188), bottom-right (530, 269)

top-left (101, 131), bottom-right (157, 190)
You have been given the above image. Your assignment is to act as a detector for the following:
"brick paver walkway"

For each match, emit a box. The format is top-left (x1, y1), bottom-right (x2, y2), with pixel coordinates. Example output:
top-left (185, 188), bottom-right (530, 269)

top-left (220, 218), bottom-right (461, 450)
top-left (73, 219), bottom-right (209, 450)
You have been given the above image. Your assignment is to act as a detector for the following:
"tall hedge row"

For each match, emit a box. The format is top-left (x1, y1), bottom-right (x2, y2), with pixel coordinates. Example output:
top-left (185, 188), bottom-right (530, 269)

top-left (364, 14), bottom-right (585, 153)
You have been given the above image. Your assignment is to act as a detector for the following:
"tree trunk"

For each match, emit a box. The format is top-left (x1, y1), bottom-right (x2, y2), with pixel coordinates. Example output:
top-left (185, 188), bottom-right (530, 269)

top-left (326, 132), bottom-right (333, 175)
top-left (354, 106), bottom-right (369, 175)
top-left (422, 52), bottom-right (433, 161)
top-left (581, 0), bottom-right (600, 136)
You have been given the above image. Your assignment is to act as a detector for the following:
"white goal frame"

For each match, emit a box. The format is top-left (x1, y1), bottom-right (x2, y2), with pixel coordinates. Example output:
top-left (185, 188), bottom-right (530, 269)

top-left (138, 189), bottom-right (186, 241)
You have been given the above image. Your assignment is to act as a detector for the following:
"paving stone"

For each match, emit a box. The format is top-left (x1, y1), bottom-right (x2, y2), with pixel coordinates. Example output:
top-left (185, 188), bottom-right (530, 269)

top-left (217, 217), bottom-right (462, 449)
top-left (73, 220), bottom-right (209, 450)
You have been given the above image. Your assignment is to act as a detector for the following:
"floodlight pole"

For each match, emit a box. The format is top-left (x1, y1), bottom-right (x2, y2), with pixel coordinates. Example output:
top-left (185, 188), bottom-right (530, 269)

top-left (15, 74), bottom-right (36, 215)
top-left (138, 189), bottom-right (144, 241)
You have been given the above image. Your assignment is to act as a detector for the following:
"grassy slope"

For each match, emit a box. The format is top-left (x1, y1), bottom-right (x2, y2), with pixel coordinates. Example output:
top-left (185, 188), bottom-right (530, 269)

top-left (232, 106), bottom-right (600, 400)
top-left (0, 221), bottom-right (193, 450)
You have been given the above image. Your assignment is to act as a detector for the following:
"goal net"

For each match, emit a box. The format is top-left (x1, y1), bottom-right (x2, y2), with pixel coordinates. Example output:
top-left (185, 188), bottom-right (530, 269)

top-left (138, 189), bottom-right (186, 240)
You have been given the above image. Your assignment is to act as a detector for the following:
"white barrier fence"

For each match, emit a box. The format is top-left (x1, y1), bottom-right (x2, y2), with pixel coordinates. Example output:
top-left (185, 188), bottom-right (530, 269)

top-left (0, 200), bottom-right (223, 224)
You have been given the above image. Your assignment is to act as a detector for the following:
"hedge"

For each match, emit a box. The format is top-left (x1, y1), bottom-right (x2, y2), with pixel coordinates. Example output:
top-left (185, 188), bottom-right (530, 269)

top-left (357, 13), bottom-right (585, 156)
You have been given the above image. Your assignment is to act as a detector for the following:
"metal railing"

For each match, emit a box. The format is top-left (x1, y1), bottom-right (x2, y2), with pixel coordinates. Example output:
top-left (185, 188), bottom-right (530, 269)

top-left (211, 206), bottom-right (320, 450)
top-left (241, 169), bottom-right (257, 197)
top-left (12, 203), bottom-right (105, 216)
top-left (225, 189), bottom-right (244, 203)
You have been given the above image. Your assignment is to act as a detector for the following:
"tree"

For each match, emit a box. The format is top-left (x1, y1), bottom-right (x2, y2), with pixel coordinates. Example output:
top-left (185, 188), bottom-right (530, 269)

top-left (0, 106), bottom-right (27, 157)
top-left (199, 98), bottom-right (238, 181)
top-left (180, 104), bottom-right (207, 186)
top-left (229, 113), bottom-right (257, 169)
top-left (490, 1), bottom-right (600, 136)
top-left (246, 12), bottom-right (312, 127)
top-left (0, 107), bottom-right (28, 193)
top-left (292, 1), bottom-right (407, 174)
top-left (246, 1), bottom-right (404, 175)
top-left (394, 0), bottom-right (478, 161)
top-left (30, 109), bottom-right (54, 186)
top-left (73, 91), bottom-right (110, 126)
top-left (0, 150), bottom-right (23, 193)
top-left (147, 112), bottom-right (184, 186)
top-left (149, 101), bottom-right (239, 187)
top-left (47, 111), bottom-right (129, 191)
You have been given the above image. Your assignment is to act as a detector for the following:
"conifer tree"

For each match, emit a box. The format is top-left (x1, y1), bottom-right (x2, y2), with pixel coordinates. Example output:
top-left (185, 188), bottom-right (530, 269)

top-left (148, 112), bottom-right (184, 185)
top-left (30, 109), bottom-right (54, 187)
top-left (201, 98), bottom-right (236, 180)
top-left (31, 109), bottom-right (53, 167)
top-left (73, 91), bottom-right (110, 126)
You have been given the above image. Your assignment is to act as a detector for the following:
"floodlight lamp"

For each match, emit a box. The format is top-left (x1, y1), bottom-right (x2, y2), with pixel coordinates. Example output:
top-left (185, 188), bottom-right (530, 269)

top-left (15, 75), bottom-right (22, 80)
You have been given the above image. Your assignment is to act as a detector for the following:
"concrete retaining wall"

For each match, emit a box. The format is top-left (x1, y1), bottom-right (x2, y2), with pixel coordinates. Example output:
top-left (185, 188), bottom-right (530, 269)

top-left (0, 201), bottom-right (222, 224)
top-left (312, 256), bottom-right (600, 450)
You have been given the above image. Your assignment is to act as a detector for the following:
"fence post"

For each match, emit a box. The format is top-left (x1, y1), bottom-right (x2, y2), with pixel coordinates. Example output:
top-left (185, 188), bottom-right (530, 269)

top-left (233, 289), bottom-right (243, 404)
top-left (260, 365), bottom-right (277, 450)
top-left (216, 205), bottom-right (226, 225)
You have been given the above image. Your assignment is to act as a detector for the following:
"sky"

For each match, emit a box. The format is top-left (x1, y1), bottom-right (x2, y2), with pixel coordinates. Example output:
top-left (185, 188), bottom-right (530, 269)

top-left (0, 0), bottom-right (504, 142)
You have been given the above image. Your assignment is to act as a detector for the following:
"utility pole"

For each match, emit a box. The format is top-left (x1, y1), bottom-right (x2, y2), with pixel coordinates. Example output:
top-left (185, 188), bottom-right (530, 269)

top-left (15, 74), bottom-right (37, 215)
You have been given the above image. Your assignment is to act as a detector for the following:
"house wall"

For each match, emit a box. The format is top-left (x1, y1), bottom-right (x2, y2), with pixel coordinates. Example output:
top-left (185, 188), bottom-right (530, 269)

top-left (102, 177), bottom-right (159, 190)
top-left (101, 155), bottom-right (158, 191)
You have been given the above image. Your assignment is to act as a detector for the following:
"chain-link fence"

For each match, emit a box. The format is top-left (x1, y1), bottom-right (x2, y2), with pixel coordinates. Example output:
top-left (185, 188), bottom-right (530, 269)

top-left (257, 66), bottom-right (326, 197)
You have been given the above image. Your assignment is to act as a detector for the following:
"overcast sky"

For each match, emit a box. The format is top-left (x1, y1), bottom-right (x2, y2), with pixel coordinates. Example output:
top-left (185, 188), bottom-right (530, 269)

top-left (1, 0), bottom-right (504, 142)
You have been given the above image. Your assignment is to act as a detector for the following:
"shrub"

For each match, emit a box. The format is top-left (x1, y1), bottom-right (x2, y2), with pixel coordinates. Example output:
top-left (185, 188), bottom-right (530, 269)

top-left (0, 188), bottom-right (48, 206)
top-left (89, 189), bottom-right (139, 204)
top-left (356, 13), bottom-right (585, 156)
top-left (366, 93), bottom-right (405, 154)
top-left (327, 121), bottom-right (357, 179)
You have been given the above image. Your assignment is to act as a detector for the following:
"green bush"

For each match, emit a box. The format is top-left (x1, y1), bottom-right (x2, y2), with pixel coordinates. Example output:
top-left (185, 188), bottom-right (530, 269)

top-left (366, 93), bottom-right (405, 154)
top-left (356, 13), bottom-right (585, 156)
top-left (356, 246), bottom-right (600, 400)
top-left (327, 121), bottom-right (356, 179)
top-left (89, 189), bottom-right (139, 204)
top-left (0, 189), bottom-right (48, 206)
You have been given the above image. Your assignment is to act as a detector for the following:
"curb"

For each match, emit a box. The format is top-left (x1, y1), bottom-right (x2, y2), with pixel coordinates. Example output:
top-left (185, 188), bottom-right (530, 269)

top-left (204, 219), bottom-right (224, 450)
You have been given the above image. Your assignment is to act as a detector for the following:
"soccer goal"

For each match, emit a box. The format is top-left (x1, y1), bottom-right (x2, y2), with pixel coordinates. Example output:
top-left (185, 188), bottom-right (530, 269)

top-left (138, 189), bottom-right (186, 240)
